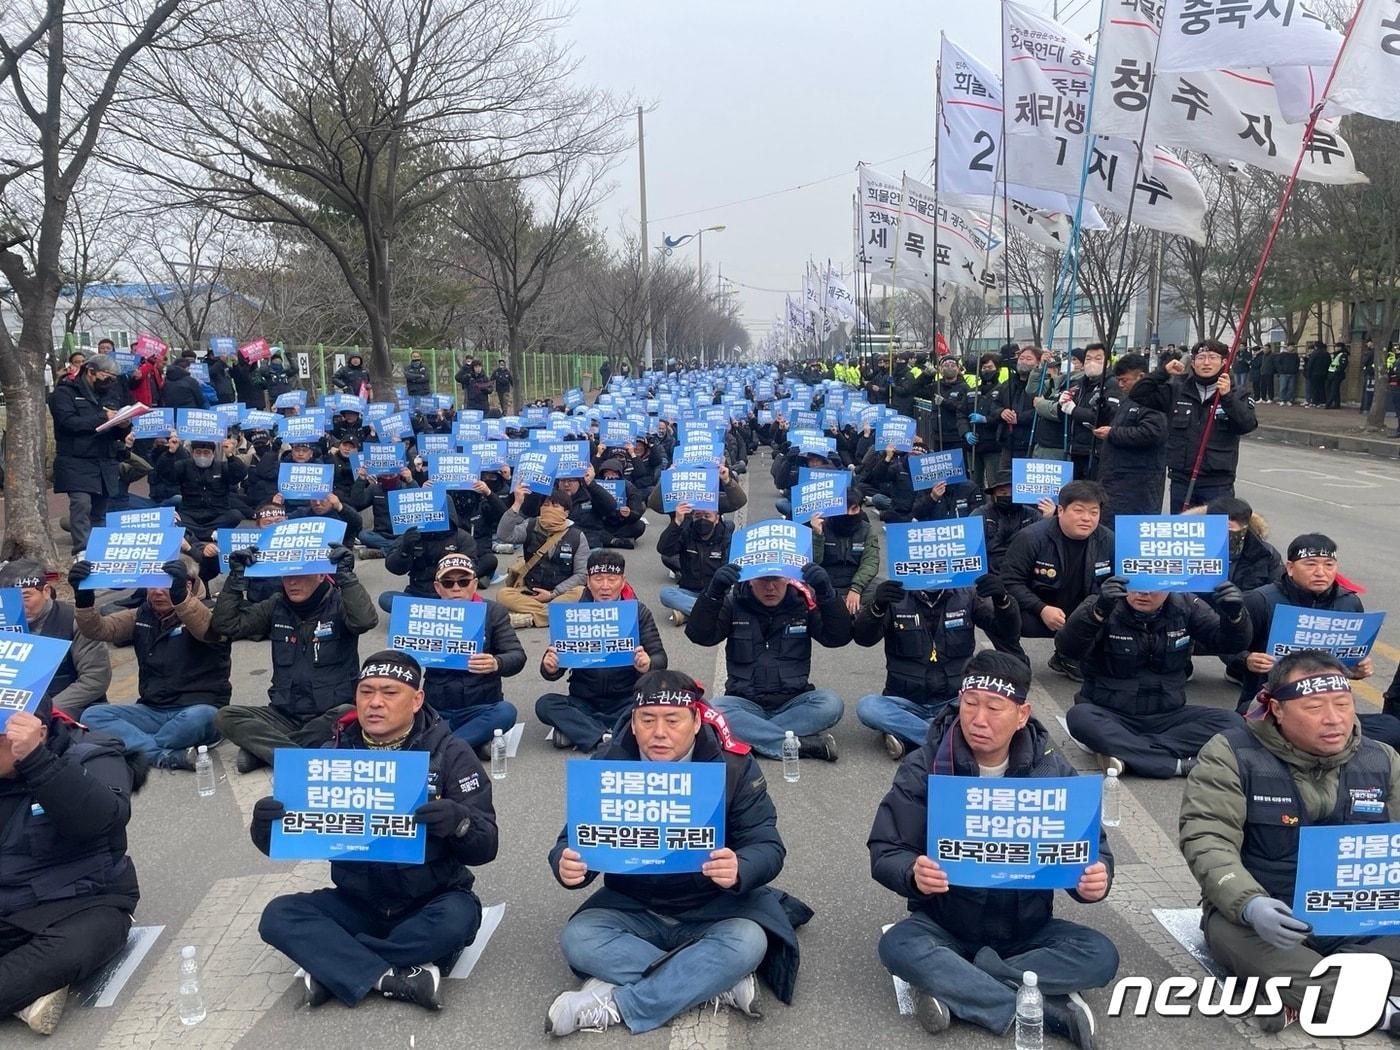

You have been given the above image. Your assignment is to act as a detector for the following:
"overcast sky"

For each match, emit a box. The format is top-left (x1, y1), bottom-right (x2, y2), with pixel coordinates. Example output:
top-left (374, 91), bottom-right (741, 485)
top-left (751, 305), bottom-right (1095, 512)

top-left (560, 0), bottom-right (1102, 344)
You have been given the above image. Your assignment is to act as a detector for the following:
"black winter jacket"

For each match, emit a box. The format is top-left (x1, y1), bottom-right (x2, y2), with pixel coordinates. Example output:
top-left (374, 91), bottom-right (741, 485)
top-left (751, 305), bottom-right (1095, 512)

top-left (541, 587), bottom-right (667, 702)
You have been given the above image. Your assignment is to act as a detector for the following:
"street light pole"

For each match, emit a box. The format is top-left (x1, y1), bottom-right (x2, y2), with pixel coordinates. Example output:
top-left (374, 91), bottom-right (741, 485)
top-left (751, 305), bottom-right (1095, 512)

top-left (638, 106), bottom-right (653, 371)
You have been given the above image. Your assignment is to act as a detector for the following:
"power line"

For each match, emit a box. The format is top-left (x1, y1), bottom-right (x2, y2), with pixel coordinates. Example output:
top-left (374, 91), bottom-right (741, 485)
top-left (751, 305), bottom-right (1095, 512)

top-left (650, 145), bottom-right (935, 224)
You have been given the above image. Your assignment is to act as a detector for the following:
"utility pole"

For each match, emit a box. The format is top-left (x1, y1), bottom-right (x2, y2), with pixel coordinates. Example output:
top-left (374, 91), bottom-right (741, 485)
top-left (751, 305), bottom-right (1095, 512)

top-left (638, 106), bottom-right (653, 371)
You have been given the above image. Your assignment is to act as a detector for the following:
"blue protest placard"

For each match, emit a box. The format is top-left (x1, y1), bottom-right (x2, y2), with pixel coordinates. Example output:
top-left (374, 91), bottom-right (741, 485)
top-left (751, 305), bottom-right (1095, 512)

top-left (213, 402), bottom-right (245, 432)
top-left (729, 520), bottom-right (813, 582)
top-left (323, 393), bottom-right (366, 415)
top-left (928, 775), bottom-right (1101, 889)
top-left (792, 471), bottom-right (849, 524)
top-left (0, 588), bottom-right (28, 633)
top-left (208, 336), bottom-right (236, 358)
top-left (911, 449), bottom-right (967, 490)
top-left (1011, 458), bottom-right (1070, 504)
top-left (675, 441), bottom-right (722, 467)
top-left (375, 411), bottom-right (412, 441)
top-left (357, 443), bottom-right (406, 474)
top-left (186, 360), bottom-right (210, 384)
top-left (534, 439), bottom-right (589, 478)
top-left (215, 527), bottom-right (265, 573)
top-left (82, 527), bottom-right (183, 589)
top-left (1115, 515), bottom-right (1229, 592)
top-left (241, 409), bottom-right (281, 432)
top-left (281, 416), bottom-right (323, 445)
top-left (1294, 825), bottom-right (1400, 935)
top-left (566, 760), bottom-right (726, 874)
top-left (460, 441), bottom-right (504, 471)
top-left (886, 519), bottom-right (987, 590)
top-left (596, 478), bottom-right (627, 504)
top-left (388, 485), bottom-right (450, 535)
top-left (453, 421), bottom-right (486, 444)
top-left (879, 415), bottom-right (917, 452)
top-left (426, 452), bottom-right (480, 491)
top-left (111, 349), bottom-right (138, 375)
top-left (415, 432), bottom-right (454, 455)
top-left (278, 462), bottom-right (334, 501)
top-left (549, 601), bottom-right (640, 669)
top-left (388, 595), bottom-right (487, 671)
top-left (270, 749), bottom-right (428, 863)
top-left (660, 467), bottom-right (719, 512)
top-left (132, 407), bottom-right (175, 439)
top-left (564, 387), bottom-right (584, 410)
top-left (273, 390), bottom-right (307, 410)
top-left (368, 401), bottom-right (396, 421)
top-left (176, 408), bottom-right (224, 443)
top-left (245, 517), bottom-right (348, 577)
top-left (515, 450), bottom-right (558, 495)
top-left (0, 634), bottom-right (73, 729)
top-left (108, 507), bottom-right (177, 531)
top-left (1264, 606), bottom-right (1387, 667)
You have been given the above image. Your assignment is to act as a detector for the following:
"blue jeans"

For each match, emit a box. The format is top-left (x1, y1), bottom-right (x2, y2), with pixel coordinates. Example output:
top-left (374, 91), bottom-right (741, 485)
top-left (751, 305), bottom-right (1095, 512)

top-left (870, 493), bottom-right (893, 512)
top-left (359, 529), bottom-right (397, 552)
top-left (81, 703), bottom-right (220, 763)
top-left (775, 498), bottom-right (792, 519)
top-left (561, 908), bottom-right (767, 1033)
top-left (855, 694), bottom-right (953, 748)
top-left (879, 913), bottom-right (1119, 1035)
top-left (377, 589), bottom-right (407, 614)
top-left (658, 586), bottom-right (698, 616)
top-left (439, 701), bottom-right (517, 749)
top-left (710, 689), bottom-right (844, 758)
top-left (1277, 374), bottom-right (1297, 403)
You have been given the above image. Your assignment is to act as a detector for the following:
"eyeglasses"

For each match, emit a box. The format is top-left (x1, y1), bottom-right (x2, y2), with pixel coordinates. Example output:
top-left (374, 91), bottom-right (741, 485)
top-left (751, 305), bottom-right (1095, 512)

top-left (439, 576), bottom-right (475, 588)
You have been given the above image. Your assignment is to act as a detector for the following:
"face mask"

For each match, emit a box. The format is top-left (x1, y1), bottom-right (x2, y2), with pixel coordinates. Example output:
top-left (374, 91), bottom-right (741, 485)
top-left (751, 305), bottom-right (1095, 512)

top-left (538, 505), bottom-right (567, 531)
top-left (1084, 362), bottom-right (1104, 378)
top-left (981, 369), bottom-right (998, 382)
top-left (994, 494), bottom-right (1014, 508)
top-left (1017, 362), bottom-right (1033, 377)
top-left (941, 370), bottom-right (958, 382)
top-left (192, 452), bottom-right (215, 468)
top-left (1228, 530), bottom-right (1247, 555)
top-left (252, 437), bottom-right (270, 451)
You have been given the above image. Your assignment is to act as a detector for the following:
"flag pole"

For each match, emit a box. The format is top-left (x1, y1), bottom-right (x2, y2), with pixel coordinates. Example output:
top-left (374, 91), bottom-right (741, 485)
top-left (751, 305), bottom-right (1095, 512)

top-left (997, 15), bottom-right (1014, 347)
top-left (932, 48), bottom-right (944, 360)
top-left (886, 171), bottom-right (906, 376)
top-left (1182, 7), bottom-right (1364, 507)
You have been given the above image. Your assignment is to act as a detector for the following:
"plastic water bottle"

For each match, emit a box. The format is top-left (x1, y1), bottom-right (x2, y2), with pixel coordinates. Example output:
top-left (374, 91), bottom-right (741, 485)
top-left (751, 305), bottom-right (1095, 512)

top-left (1101, 767), bottom-right (1121, 828)
top-left (782, 731), bottom-right (800, 783)
top-left (490, 729), bottom-right (507, 780)
top-left (1015, 971), bottom-right (1043, 1050)
top-left (194, 746), bottom-right (215, 798)
top-left (177, 946), bottom-right (207, 1026)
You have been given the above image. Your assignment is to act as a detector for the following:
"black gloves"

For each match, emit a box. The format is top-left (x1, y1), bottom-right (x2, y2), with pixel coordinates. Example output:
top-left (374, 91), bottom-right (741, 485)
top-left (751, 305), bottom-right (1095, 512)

top-left (975, 573), bottom-right (1008, 603)
top-left (68, 560), bottom-right (94, 609)
top-left (801, 563), bottom-right (837, 603)
top-left (162, 559), bottom-right (189, 605)
top-left (1214, 580), bottom-right (1246, 620)
top-left (872, 578), bottom-right (906, 612)
top-left (705, 562), bottom-right (740, 600)
top-left (413, 798), bottom-right (472, 839)
top-left (328, 543), bottom-right (356, 582)
top-left (1094, 575), bottom-right (1129, 617)
top-left (250, 796), bottom-right (286, 855)
top-left (227, 547), bottom-right (258, 572)
top-left (398, 526), bottom-right (422, 553)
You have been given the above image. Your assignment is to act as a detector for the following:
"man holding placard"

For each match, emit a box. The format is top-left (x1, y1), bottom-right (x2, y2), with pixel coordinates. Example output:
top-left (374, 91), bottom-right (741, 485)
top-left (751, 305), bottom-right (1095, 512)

top-left (538, 551), bottom-right (667, 753)
top-left (1180, 651), bottom-right (1400, 1033)
top-left (546, 670), bottom-right (806, 1036)
top-left (869, 652), bottom-right (1115, 1047)
top-left (496, 485), bottom-right (590, 630)
top-left (254, 652), bottom-right (498, 1011)
top-left (0, 561), bottom-right (111, 719)
top-left (809, 485), bottom-right (881, 616)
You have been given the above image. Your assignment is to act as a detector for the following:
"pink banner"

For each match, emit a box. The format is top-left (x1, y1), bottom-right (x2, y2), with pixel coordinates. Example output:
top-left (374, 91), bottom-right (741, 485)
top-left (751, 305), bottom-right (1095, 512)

top-left (239, 338), bottom-right (271, 363)
top-left (133, 334), bottom-right (168, 360)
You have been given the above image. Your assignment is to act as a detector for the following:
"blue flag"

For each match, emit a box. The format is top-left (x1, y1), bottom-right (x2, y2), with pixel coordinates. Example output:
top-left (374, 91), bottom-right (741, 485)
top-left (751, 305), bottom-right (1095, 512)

top-left (729, 520), bottom-right (812, 581)
top-left (387, 485), bottom-right (450, 534)
top-left (246, 518), bottom-right (348, 577)
top-left (911, 450), bottom-right (967, 490)
top-left (1011, 458), bottom-right (1070, 504)
top-left (1265, 606), bottom-right (1386, 667)
top-left (928, 775), bottom-right (1101, 889)
top-left (791, 472), bottom-right (849, 524)
top-left (1293, 824), bottom-right (1400, 936)
top-left (216, 527), bottom-right (265, 573)
top-left (278, 462), bottom-right (334, 501)
top-left (1115, 515), bottom-right (1229, 592)
top-left (549, 601), bottom-right (641, 669)
top-left (0, 634), bottom-right (73, 729)
top-left (567, 760), bottom-right (726, 874)
top-left (82, 527), bottom-right (183, 589)
top-left (0, 589), bottom-right (28, 633)
top-left (271, 749), bottom-right (429, 863)
top-left (886, 520), bottom-right (987, 590)
top-left (388, 596), bottom-right (487, 671)
top-left (660, 467), bottom-right (719, 512)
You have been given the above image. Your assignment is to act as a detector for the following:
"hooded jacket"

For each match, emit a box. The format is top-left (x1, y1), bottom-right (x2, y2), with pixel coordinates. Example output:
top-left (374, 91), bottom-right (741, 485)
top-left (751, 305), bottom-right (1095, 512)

top-left (656, 515), bottom-right (735, 593)
top-left (160, 364), bottom-right (207, 409)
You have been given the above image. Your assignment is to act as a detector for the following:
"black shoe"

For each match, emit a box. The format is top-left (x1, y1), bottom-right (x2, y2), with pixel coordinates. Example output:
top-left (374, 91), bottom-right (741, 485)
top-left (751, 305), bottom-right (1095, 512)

top-left (235, 748), bottom-right (266, 774)
top-left (378, 964), bottom-right (442, 1010)
top-left (158, 747), bottom-right (197, 771)
top-left (605, 537), bottom-right (635, 549)
top-left (303, 971), bottom-right (332, 1008)
top-left (912, 989), bottom-right (950, 1034)
top-left (798, 733), bottom-right (838, 762)
top-left (1044, 992), bottom-right (1097, 1050)
top-left (1048, 653), bottom-right (1084, 682)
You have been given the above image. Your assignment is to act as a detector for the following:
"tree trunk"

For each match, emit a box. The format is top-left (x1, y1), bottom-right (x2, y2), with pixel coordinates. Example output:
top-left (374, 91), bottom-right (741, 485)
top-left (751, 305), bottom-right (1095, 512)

top-left (507, 321), bottom-right (525, 410)
top-left (0, 320), bottom-right (61, 565)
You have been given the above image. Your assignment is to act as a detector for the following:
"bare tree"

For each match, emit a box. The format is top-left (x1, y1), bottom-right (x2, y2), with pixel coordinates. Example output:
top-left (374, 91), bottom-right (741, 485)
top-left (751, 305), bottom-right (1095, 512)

top-left (0, 0), bottom-right (194, 563)
top-left (944, 287), bottom-right (998, 356)
top-left (1075, 213), bottom-right (1153, 348)
top-left (118, 205), bottom-right (242, 350)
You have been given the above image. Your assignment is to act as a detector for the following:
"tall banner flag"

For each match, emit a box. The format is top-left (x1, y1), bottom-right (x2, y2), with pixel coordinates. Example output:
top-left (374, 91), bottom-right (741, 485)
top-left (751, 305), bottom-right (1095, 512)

top-left (1329, 0), bottom-right (1400, 122)
top-left (1157, 0), bottom-right (1341, 75)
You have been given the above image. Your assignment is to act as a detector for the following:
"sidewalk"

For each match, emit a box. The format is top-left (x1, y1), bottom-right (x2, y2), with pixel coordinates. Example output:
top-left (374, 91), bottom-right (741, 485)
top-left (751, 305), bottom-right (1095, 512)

top-left (1249, 399), bottom-right (1400, 459)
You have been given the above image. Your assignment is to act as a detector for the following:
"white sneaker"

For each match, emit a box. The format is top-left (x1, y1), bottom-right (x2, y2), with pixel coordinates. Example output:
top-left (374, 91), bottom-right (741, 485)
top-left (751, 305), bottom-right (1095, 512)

top-left (1097, 754), bottom-right (1125, 776)
top-left (546, 981), bottom-right (620, 1036)
top-left (669, 609), bottom-right (688, 626)
top-left (15, 986), bottom-right (68, 1035)
top-left (710, 972), bottom-right (761, 1017)
top-left (509, 612), bottom-right (535, 629)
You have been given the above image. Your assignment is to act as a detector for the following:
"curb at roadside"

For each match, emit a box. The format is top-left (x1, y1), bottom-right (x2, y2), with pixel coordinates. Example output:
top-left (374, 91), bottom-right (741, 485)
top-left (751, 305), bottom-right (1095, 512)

top-left (1252, 423), bottom-right (1400, 459)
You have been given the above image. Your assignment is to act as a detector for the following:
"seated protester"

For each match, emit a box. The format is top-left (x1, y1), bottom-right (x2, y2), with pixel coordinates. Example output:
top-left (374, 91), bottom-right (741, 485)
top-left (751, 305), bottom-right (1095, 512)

top-left (724, 419), bottom-right (749, 474)
top-left (1207, 496), bottom-right (1282, 593)
top-left (869, 652), bottom-right (1115, 1048)
top-left (773, 447), bottom-right (844, 520)
top-left (290, 489), bottom-right (364, 548)
top-left (254, 652), bottom-right (498, 1012)
top-left (0, 703), bottom-right (145, 1037)
top-left (495, 485), bottom-right (589, 630)
top-left (153, 433), bottom-right (249, 540)
top-left (70, 558), bottom-right (228, 770)
top-left (328, 432), bottom-right (361, 500)
top-left (330, 407), bottom-right (371, 446)
top-left (854, 576), bottom-right (1021, 759)
top-left (537, 550), bottom-right (668, 752)
top-left (212, 542), bottom-right (378, 773)
top-left (1057, 576), bottom-right (1250, 778)
top-left (546, 671), bottom-right (809, 1037)
top-left (0, 561), bottom-right (110, 719)
top-left (553, 467), bottom-right (620, 552)
top-left (656, 501), bottom-right (734, 626)
top-left (594, 458), bottom-right (647, 550)
top-left (858, 439), bottom-right (921, 523)
top-left (685, 560), bottom-right (852, 762)
top-left (910, 476), bottom-right (983, 522)
top-left (1179, 651), bottom-right (1400, 1034)
top-left (644, 460), bottom-right (747, 516)
top-left (631, 434), bottom-right (665, 496)
top-left (378, 514), bottom-right (480, 612)
top-left (421, 552), bottom-right (524, 751)
top-left (275, 438), bottom-right (328, 514)
top-left (1001, 479), bottom-right (1115, 679)
top-left (973, 469), bottom-right (1052, 574)
top-left (239, 429), bottom-right (282, 508)
top-left (809, 485), bottom-right (881, 616)
top-left (197, 501), bottom-right (285, 602)
top-left (351, 465), bottom-right (416, 555)
top-left (448, 468), bottom-right (510, 568)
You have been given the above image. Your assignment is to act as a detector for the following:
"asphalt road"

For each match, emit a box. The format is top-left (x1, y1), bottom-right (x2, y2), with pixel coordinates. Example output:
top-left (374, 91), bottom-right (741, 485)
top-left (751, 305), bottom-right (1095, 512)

top-left (16, 438), bottom-right (1400, 1049)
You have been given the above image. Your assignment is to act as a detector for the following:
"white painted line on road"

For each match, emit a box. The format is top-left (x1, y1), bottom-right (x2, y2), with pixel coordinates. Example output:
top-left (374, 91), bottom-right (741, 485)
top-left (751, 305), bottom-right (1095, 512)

top-left (1151, 908), bottom-right (1228, 980)
top-left (504, 722), bottom-right (524, 758)
top-left (1237, 477), bottom-right (1354, 508)
top-left (1054, 715), bottom-right (1092, 754)
top-left (74, 925), bottom-right (165, 1008)
top-left (881, 923), bottom-right (915, 1015)
top-left (448, 903), bottom-right (504, 981)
